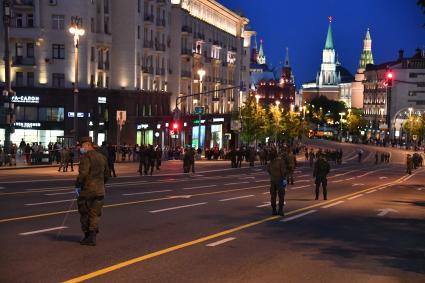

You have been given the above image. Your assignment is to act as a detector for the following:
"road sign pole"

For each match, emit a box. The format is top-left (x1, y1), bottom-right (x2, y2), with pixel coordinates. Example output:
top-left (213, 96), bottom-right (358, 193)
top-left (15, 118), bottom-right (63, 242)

top-left (198, 113), bottom-right (201, 150)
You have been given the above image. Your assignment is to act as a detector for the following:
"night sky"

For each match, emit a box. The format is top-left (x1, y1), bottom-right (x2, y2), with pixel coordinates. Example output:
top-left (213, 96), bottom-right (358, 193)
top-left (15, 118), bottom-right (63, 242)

top-left (219, 0), bottom-right (425, 88)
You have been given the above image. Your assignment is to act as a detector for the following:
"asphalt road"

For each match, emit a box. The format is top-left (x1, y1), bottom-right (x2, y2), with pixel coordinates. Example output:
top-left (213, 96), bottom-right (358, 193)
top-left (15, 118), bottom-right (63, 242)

top-left (0, 142), bottom-right (424, 283)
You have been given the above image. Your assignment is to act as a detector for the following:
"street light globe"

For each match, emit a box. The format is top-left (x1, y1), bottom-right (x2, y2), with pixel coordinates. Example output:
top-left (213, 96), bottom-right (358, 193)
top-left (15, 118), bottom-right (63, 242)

top-left (78, 29), bottom-right (85, 36)
top-left (275, 100), bottom-right (280, 106)
top-left (69, 27), bottom-right (76, 34)
top-left (197, 69), bottom-right (206, 81)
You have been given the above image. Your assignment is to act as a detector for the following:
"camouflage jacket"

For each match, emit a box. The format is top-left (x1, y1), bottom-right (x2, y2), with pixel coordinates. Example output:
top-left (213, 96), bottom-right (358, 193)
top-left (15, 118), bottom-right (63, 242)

top-left (76, 150), bottom-right (109, 197)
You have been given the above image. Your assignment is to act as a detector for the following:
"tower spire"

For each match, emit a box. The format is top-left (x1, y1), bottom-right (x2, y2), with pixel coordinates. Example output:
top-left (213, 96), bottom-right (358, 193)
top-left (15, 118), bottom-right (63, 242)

top-left (257, 39), bottom-right (266, 65)
top-left (358, 28), bottom-right (374, 69)
top-left (284, 47), bottom-right (290, 67)
top-left (325, 16), bottom-right (334, 49)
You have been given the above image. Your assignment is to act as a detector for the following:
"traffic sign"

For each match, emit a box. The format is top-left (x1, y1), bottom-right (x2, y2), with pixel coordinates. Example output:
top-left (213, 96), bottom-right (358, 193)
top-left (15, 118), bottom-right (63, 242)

top-left (194, 106), bottom-right (204, 115)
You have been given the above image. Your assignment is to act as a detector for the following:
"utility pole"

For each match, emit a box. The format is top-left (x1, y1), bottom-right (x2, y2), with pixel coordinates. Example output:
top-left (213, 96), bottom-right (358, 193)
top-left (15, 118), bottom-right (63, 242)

top-left (2, 0), bottom-right (15, 155)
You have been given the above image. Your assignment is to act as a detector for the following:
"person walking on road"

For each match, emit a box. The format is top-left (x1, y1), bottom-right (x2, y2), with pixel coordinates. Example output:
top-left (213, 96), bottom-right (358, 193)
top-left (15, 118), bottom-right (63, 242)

top-left (358, 150), bottom-right (363, 163)
top-left (107, 143), bottom-right (117, 177)
top-left (285, 149), bottom-right (296, 185)
top-left (155, 146), bottom-right (162, 170)
top-left (230, 148), bottom-right (237, 168)
top-left (313, 153), bottom-right (330, 200)
top-left (267, 151), bottom-right (288, 216)
top-left (309, 149), bottom-right (315, 167)
top-left (75, 137), bottom-right (109, 246)
top-left (406, 154), bottom-right (413, 175)
top-left (236, 148), bottom-right (243, 168)
top-left (138, 145), bottom-right (148, 175)
top-left (147, 145), bottom-right (156, 175)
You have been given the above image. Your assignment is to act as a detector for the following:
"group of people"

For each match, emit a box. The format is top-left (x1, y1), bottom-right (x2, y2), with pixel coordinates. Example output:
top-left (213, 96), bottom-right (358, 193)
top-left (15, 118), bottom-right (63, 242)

top-left (137, 145), bottom-right (163, 176)
top-left (267, 147), bottom-right (330, 216)
top-left (375, 151), bottom-right (391, 164)
top-left (406, 153), bottom-right (424, 174)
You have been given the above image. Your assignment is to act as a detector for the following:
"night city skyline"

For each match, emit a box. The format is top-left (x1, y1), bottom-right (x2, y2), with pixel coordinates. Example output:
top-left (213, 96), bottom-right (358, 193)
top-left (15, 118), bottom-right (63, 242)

top-left (220, 0), bottom-right (425, 87)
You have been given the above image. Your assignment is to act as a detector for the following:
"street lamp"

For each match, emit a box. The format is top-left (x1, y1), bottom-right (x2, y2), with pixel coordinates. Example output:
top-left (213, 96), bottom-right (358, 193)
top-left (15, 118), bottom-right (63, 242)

top-left (197, 68), bottom-right (206, 106)
top-left (290, 104), bottom-right (295, 112)
top-left (275, 100), bottom-right (280, 107)
top-left (408, 107), bottom-right (413, 146)
top-left (69, 16), bottom-right (85, 145)
top-left (255, 94), bottom-right (261, 105)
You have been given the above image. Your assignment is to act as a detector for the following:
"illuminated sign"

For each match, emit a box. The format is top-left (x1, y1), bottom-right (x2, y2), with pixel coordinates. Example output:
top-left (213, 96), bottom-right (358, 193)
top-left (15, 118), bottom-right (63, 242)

top-left (98, 97), bottom-right (107, 104)
top-left (14, 122), bottom-right (41, 128)
top-left (67, 112), bottom-right (85, 118)
top-left (137, 124), bottom-right (149, 130)
top-left (213, 118), bottom-right (224, 122)
top-left (11, 96), bottom-right (39, 104)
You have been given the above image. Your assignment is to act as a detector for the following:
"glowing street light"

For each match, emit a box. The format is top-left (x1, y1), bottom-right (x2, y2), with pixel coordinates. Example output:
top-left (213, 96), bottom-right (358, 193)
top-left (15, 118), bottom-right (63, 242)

top-left (275, 100), bottom-right (280, 107)
top-left (197, 68), bottom-right (206, 106)
top-left (69, 16), bottom-right (85, 144)
top-left (255, 94), bottom-right (261, 104)
top-left (290, 104), bottom-right (295, 112)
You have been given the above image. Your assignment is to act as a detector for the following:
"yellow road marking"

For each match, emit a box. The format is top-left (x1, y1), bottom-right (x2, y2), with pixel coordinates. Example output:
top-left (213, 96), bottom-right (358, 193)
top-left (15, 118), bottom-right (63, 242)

top-left (62, 171), bottom-right (418, 283)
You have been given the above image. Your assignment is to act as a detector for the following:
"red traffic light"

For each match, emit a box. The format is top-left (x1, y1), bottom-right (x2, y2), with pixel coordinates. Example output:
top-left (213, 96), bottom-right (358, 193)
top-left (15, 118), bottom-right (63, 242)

top-left (386, 72), bottom-right (393, 79)
top-left (173, 123), bottom-right (178, 130)
top-left (170, 130), bottom-right (175, 135)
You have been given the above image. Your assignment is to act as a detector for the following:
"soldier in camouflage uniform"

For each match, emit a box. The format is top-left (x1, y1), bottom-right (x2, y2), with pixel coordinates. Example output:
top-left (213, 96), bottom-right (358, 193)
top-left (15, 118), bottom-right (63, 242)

top-left (267, 151), bottom-right (288, 216)
top-left (313, 153), bottom-right (330, 200)
top-left (76, 137), bottom-right (109, 246)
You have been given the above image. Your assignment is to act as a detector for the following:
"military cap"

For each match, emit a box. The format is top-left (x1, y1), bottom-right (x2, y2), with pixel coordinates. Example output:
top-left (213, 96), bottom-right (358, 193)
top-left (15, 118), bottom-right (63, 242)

top-left (80, 136), bottom-right (93, 144)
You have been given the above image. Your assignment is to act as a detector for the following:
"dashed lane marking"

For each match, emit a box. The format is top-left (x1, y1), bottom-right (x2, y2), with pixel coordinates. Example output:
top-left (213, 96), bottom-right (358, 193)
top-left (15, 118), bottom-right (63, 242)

top-left (365, 190), bottom-right (377, 194)
top-left (256, 202), bottom-right (270, 208)
top-left (149, 202), bottom-right (207, 213)
top-left (206, 237), bottom-right (236, 247)
top-left (281, 210), bottom-right (317, 222)
top-left (332, 180), bottom-right (344, 183)
top-left (123, 190), bottom-right (172, 196)
top-left (345, 177), bottom-right (356, 181)
top-left (219, 195), bottom-right (255, 202)
top-left (61, 171), bottom-right (421, 283)
top-left (295, 180), bottom-right (310, 183)
top-left (19, 226), bottom-right (68, 236)
top-left (321, 201), bottom-right (345, 209)
top-left (25, 199), bottom-right (75, 206)
top-left (352, 183), bottom-right (365, 187)
top-left (45, 192), bottom-right (77, 196)
top-left (290, 185), bottom-right (310, 190)
top-left (224, 182), bottom-right (249, 186)
top-left (347, 194), bottom-right (364, 200)
top-left (379, 177), bottom-right (388, 180)
top-left (183, 185), bottom-right (216, 190)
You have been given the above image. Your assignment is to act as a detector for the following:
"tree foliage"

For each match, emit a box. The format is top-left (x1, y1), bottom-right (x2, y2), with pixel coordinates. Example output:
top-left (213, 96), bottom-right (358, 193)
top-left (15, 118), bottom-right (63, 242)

top-left (403, 114), bottom-right (425, 138)
top-left (346, 109), bottom-right (368, 135)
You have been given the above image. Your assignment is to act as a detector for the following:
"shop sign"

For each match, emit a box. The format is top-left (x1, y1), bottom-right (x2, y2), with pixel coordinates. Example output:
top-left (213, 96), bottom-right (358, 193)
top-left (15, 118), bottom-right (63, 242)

top-left (67, 112), bottom-right (85, 118)
top-left (194, 120), bottom-right (205, 125)
top-left (213, 118), bottom-right (224, 123)
top-left (11, 96), bottom-right (39, 104)
top-left (14, 122), bottom-right (41, 128)
top-left (137, 124), bottom-right (149, 130)
top-left (194, 106), bottom-right (204, 115)
top-left (98, 97), bottom-right (107, 104)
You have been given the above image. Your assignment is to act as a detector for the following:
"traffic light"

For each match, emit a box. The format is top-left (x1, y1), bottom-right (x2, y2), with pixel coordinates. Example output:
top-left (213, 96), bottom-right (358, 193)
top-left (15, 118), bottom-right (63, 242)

top-left (173, 122), bottom-right (178, 130)
top-left (384, 70), bottom-right (394, 87)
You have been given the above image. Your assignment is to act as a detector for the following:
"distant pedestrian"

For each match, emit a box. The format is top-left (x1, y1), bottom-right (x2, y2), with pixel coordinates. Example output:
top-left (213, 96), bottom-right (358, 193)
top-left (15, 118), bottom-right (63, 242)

top-left (375, 152), bottom-right (379, 165)
top-left (107, 143), bottom-right (117, 177)
top-left (406, 154), bottom-right (413, 175)
top-left (155, 146), bottom-right (162, 170)
top-left (285, 149), bottom-right (296, 185)
top-left (313, 153), bottom-right (330, 200)
top-left (75, 137), bottom-right (109, 246)
top-left (138, 145), bottom-right (148, 175)
top-left (358, 151), bottom-right (363, 163)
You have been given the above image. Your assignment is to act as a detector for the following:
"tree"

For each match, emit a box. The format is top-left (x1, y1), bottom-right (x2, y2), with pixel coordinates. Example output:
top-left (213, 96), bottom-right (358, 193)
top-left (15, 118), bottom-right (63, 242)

top-left (308, 96), bottom-right (346, 125)
top-left (346, 109), bottom-right (367, 135)
top-left (403, 114), bottom-right (425, 139)
top-left (240, 98), bottom-right (266, 145)
top-left (265, 104), bottom-right (283, 143)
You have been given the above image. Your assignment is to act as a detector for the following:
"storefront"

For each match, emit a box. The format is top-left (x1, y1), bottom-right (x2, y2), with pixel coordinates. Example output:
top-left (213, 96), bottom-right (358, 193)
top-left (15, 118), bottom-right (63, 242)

top-left (192, 123), bottom-right (205, 149)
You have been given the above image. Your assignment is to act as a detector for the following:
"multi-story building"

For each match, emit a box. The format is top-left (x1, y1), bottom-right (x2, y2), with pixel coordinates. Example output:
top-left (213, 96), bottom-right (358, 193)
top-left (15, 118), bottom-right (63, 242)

top-left (0, 0), bottom-right (251, 149)
top-left (363, 49), bottom-right (425, 142)
top-left (168, 0), bottom-right (252, 149)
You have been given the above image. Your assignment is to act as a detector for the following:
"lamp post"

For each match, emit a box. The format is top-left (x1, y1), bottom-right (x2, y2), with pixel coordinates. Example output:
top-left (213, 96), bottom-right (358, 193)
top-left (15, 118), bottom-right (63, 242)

top-left (255, 94), bottom-right (260, 105)
top-left (69, 16), bottom-right (85, 145)
top-left (196, 68), bottom-right (205, 150)
top-left (408, 107), bottom-right (413, 146)
top-left (2, 0), bottom-right (15, 155)
top-left (275, 100), bottom-right (280, 144)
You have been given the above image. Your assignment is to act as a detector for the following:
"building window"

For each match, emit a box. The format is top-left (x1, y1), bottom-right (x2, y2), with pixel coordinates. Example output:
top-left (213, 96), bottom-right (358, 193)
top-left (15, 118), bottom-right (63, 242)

top-left (97, 72), bottom-right (104, 87)
top-left (52, 44), bottom-right (65, 59)
top-left (15, 72), bottom-right (24, 86)
top-left (27, 43), bottom-right (34, 58)
top-left (105, 76), bottom-right (109, 88)
top-left (138, 0), bottom-right (141, 13)
top-left (91, 47), bottom-right (95, 61)
top-left (27, 72), bottom-right (34, 87)
top-left (91, 17), bottom-right (95, 33)
top-left (27, 14), bottom-right (34, 27)
top-left (15, 43), bottom-right (23, 56)
top-left (52, 73), bottom-right (65, 88)
top-left (52, 15), bottom-right (65, 30)
top-left (16, 13), bottom-right (23, 27)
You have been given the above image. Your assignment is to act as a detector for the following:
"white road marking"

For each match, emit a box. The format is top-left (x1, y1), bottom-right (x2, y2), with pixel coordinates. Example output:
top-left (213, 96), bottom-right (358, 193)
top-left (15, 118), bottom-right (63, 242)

top-left (290, 185), bottom-right (310, 190)
top-left (149, 202), bottom-right (207, 213)
top-left (377, 208), bottom-right (398, 217)
top-left (365, 190), bottom-right (377, 194)
top-left (45, 191), bottom-right (76, 196)
top-left (240, 177), bottom-right (255, 180)
top-left (332, 180), bottom-right (344, 183)
top-left (347, 194), bottom-right (364, 200)
top-left (224, 182), bottom-right (249, 186)
top-left (123, 189), bottom-right (172, 196)
top-left (254, 179), bottom-right (268, 183)
top-left (219, 195), bottom-right (255, 202)
top-left (25, 199), bottom-right (75, 206)
top-left (262, 192), bottom-right (269, 195)
top-left (167, 195), bottom-right (192, 199)
top-left (296, 180), bottom-right (310, 183)
top-left (345, 177), bottom-right (356, 181)
top-left (321, 201), bottom-right (345, 209)
top-left (379, 177), bottom-right (388, 180)
top-left (352, 183), bottom-right (365, 187)
top-left (281, 210), bottom-right (317, 222)
top-left (183, 185), bottom-right (216, 190)
top-left (206, 237), bottom-right (236, 247)
top-left (298, 174), bottom-right (309, 178)
top-left (256, 202), bottom-right (270, 208)
top-left (417, 188), bottom-right (425, 191)
top-left (19, 226), bottom-right (68, 236)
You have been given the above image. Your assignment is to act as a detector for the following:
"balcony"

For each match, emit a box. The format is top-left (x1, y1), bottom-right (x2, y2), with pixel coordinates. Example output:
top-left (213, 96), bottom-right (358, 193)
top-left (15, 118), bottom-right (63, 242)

top-left (194, 33), bottom-right (205, 40)
top-left (181, 25), bottom-right (192, 34)
top-left (12, 56), bottom-right (35, 66)
top-left (13, 0), bottom-right (34, 8)
top-left (9, 27), bottom-right (39, 39)
top-left (143, 40), bottom-right (153, 49)
top-left (181, 70), bottom-right (192, 78)
top-left (181, 48), bottom-right (192, 56)
top-left (155, 43), bottom-right (166, 52)
top-left (156, 18), bottom-right (166, 27)
top-left (144, 14), bottom-right (154, 23)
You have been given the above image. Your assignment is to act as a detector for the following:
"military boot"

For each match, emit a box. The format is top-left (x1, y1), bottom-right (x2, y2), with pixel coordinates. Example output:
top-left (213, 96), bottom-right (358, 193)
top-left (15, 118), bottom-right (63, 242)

top-left (80, 232), bottom-right (90, 245)
top-left (278, 207), bottom-right (284, 216)
top-left (81, 231), bottom-right (96, 246)
top-left (272, 207), bottom-right (277, 215)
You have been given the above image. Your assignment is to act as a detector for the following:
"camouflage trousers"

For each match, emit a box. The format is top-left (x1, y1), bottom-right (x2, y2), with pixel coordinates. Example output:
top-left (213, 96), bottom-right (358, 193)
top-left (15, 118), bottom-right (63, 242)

top-left (77, 196), bottom-right (104, 233)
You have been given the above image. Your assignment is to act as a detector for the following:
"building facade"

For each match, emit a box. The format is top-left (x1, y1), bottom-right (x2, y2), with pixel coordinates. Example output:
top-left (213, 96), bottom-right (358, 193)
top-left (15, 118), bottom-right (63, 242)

top-left (0, 0), bottom-right (251, 149)
top-left (301, 18), bottom-right (354, 108)
top-left (363, 49), bottom-right (425, 142)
